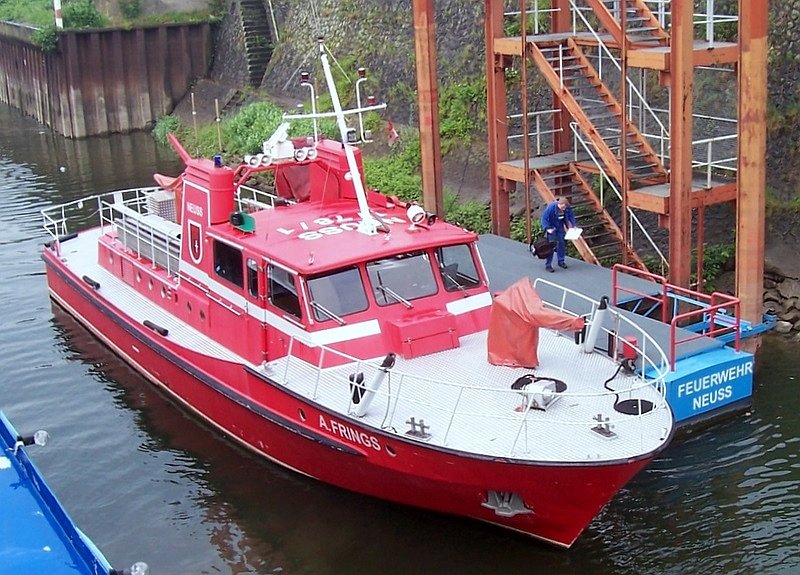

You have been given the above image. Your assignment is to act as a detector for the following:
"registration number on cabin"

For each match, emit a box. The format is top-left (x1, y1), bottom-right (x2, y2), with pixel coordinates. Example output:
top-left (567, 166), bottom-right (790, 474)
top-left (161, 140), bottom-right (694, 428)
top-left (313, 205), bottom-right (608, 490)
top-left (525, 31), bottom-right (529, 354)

top-left (277, 214), bottom-right (406, 240)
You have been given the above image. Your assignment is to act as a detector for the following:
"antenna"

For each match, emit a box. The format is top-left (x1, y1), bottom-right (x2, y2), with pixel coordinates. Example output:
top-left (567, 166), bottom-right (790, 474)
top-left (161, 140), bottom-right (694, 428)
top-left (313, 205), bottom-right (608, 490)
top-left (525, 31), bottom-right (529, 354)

top-left (190, 92), bottom-right (199, 156)
top-left (215, 98), bottom-right (222, 152)
top-left (315, 37), bottom-right (379, 235)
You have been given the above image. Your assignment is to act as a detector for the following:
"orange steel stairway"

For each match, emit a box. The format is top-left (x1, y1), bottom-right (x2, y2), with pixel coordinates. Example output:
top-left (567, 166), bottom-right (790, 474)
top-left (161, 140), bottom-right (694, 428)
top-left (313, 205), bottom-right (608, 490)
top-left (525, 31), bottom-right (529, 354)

top-left (528, 37), bottom-right (668, 191)
top-left (582, 0), bottom-right (669, 47)
top-left (532, 163), bottom-right (646, 268)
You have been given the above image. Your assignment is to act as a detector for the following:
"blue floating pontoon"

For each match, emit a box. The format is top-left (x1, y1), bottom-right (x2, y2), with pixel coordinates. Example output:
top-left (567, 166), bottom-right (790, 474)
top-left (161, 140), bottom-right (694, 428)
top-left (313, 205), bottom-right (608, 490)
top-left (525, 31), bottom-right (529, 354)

top-left (478, 234), bottom-right (774, 427)
top-left (0, 410), bottom-right (146, 575)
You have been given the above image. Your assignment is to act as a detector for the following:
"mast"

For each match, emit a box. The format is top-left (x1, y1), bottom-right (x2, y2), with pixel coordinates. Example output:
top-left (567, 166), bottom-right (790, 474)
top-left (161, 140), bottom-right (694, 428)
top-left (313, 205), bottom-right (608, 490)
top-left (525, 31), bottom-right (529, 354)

top-left (317, 38), bottom-right (381, 235)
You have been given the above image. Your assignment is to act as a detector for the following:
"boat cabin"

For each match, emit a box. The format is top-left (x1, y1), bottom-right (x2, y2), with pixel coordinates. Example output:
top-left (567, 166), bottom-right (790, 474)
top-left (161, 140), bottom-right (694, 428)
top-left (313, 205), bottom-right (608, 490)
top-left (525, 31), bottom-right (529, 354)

top-left (97, 136), bottom-right (493, 366)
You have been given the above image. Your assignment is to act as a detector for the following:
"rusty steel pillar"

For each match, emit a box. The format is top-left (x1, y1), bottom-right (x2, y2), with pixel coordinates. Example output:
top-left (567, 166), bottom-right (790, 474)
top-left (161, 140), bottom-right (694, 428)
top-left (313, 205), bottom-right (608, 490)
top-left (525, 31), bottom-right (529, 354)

top-left (412, 0), bottom-right (444, 217)
top-left (551, 0), bottom-right (573, 153)
top-left (485, 0), bottom-right (511, 236)
top-left (736, 0), bottom-right (768, 327)
top-left (668, 0), bottom-right (694, 288)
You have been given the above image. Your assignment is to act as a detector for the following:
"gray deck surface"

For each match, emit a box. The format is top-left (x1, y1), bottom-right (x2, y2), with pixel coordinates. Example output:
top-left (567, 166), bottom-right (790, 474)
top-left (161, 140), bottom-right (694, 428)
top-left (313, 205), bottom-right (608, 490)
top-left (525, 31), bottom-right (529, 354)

top-left (477, 234), bottom-right (723, 361)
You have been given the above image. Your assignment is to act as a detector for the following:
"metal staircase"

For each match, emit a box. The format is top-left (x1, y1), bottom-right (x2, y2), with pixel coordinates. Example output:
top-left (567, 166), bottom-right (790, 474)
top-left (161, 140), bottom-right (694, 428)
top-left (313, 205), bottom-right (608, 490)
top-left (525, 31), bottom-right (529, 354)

top-left (487, 1), bottom-right (747, 280)
top-left (583, 0), bottom-right (669, 46)
top-left (532, 163), bottom-right (646, 267)
top-left (529, 37), bottom-right (668, 190)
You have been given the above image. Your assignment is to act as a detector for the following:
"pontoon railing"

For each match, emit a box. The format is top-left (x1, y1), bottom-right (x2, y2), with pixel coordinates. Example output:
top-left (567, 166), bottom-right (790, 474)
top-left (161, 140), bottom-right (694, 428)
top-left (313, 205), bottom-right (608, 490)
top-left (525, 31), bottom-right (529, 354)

top-left (611, 263), bottom-right (741, 370)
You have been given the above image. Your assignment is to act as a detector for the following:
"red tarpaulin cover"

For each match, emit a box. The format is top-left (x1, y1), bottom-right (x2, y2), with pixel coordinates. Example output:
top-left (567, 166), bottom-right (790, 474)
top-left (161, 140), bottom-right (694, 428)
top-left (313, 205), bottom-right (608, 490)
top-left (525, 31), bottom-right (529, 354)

top-left (487, 278), bottom-right (585, 368)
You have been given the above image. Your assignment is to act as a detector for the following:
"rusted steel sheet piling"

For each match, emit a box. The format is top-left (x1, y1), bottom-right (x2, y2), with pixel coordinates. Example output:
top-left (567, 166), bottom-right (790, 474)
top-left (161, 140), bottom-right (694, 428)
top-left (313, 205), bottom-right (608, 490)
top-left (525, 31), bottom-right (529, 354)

top-left (0, 21), bottom-right (212, 137)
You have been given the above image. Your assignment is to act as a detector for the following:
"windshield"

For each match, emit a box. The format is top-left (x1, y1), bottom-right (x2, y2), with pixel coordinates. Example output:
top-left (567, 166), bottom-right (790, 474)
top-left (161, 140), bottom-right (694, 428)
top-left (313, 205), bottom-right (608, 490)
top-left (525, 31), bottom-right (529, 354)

top-left (307, 266), bottom-right (369, 322)
top-left (367, 251), bottom-right (438, 306)
top-left (435, 244), bottom-right (481, 291)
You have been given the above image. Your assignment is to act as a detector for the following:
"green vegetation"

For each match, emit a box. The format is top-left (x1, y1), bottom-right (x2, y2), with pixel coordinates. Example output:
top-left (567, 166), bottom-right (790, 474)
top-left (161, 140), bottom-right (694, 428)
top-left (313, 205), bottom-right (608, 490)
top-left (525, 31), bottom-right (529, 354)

top-left (118, 0), bottom-right (141, 20)
top-left (63, 0), bottom-right (105, 29)
top-left (0, 0), bottom-right (56, 28)
top-left (152, 100), bottom-right (339, 158)
top-left (503, 0), bottom-right (551, 36)
top-left (0, 0), bottom-right (220, 31)
top-left (693, 243), bottom-right (735, 292)
top-left (31, 24), bottom-right (58, 51)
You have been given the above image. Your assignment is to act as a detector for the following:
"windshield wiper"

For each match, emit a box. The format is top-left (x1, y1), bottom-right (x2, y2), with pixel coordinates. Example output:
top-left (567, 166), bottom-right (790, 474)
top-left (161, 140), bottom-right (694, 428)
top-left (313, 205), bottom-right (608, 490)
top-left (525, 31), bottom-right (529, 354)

top-left (310, 300), bottom-right (346, 325)
top-left (441, 268), bottom-right (469, 296)
top-left (375, 284), bottom-right (413, 309)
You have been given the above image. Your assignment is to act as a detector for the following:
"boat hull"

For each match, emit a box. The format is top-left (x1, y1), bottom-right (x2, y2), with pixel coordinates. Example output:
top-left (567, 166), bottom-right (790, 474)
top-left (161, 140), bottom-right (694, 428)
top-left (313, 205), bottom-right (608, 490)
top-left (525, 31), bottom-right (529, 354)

top-left (44, 252), bottom-right (654, 548)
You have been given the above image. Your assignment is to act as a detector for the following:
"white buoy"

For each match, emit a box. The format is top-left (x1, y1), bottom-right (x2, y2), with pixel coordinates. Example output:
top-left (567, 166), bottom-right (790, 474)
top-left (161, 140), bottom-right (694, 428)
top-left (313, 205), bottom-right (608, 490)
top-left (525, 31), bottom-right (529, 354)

top-left (354, 353), bottom-right (396, 417)
top-left (583, 296), bottom-right (609, 353)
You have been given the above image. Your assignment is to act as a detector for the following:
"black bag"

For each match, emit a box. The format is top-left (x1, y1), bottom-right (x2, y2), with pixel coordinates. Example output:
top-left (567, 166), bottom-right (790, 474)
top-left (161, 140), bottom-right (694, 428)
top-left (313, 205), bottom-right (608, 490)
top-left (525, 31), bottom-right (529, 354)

top-left (530, 236), bottom-right (555, 259)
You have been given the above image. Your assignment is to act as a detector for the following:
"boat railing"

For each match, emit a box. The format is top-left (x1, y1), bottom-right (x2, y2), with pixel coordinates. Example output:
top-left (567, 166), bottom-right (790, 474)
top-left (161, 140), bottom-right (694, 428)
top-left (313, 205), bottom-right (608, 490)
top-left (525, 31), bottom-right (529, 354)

top-left (275, 292), bottom-right (670, 458)
top-left (533, 277), bottom-right (670, 389)
top-left (235, 184), bottom-right (292, 212)
top-left (42, 187), bottom-right (183, 276)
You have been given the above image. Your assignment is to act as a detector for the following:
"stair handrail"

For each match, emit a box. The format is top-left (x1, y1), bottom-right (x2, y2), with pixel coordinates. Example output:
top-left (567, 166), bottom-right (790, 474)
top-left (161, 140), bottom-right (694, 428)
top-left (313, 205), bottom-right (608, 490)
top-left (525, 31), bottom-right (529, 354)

top-left (571, 123), bottom-right (669, 270)
top-left (506, 108), bottom-right (564, 157)
top-left (569, 0), bottom-right (670, 162)
top-left (692, 132), bottom-right (738, 188)
top-left (694, 2), bottom-right (739, 46)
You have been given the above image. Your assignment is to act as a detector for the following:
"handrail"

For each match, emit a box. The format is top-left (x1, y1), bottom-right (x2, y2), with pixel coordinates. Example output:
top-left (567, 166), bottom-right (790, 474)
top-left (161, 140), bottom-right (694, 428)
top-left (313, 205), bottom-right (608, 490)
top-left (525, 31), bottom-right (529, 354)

top-left (611, 263), bottom-right (670, 322)
top-left (533, 278), bottom-right (670, 381)
top-left (42, 186), bottom-right (183, 277)
top-left (506, 108), bottom-right (564, 157)
top-left (612, 263), bottom-right (741, 370)
top-left (570, 123), bottom-right (669, 270)
top-left (273, 281), bottom-right (670, 457)
top-left (691, 133), bottom-right (737, 188)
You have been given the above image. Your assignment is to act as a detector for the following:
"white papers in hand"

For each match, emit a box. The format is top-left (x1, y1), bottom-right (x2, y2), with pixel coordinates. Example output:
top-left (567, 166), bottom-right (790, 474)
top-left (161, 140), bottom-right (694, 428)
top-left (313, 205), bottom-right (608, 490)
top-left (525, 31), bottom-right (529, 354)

top-left (565, 227), bottom-right (583, 241)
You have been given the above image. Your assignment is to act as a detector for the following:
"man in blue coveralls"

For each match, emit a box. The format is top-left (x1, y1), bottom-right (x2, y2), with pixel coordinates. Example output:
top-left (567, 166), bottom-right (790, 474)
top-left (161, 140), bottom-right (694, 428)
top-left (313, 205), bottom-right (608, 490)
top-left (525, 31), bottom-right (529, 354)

top-left (540, 196), bottom-right (576, 272)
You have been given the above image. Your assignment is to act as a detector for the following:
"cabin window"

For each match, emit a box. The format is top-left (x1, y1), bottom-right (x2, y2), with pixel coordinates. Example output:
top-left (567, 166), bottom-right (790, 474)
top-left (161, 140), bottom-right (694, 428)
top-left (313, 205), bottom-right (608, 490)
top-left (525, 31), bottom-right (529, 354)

top-left (213, 241), bottom-right (244, 288)
top-left (247, 258), bottom-right (259, 298)
top-left (367, 251), bottom-right (438, 307)
top-left (307, 266), bottom-right (369, 322)
top-left (268, 265), bottom-right (301, 318)
top-left (436, 244), bottom-right (481, 292)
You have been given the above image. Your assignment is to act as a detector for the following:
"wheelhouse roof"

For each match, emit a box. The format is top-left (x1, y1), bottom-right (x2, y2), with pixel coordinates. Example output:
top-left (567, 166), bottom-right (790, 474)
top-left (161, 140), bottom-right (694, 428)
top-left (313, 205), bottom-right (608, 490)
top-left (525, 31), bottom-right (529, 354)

top-left (210, 198), bottom-right (479, 275)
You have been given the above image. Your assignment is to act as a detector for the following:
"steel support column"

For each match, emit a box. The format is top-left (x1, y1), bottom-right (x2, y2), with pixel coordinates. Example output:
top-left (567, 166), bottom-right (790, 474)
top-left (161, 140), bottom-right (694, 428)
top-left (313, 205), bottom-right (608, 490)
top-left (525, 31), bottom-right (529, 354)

top-left (551, 0), bottom-right (573, 153)
top-left (668, 0), bottom-right (694, 287)
top-left (486, 0), bottom-right (511, 236)
top-left (413, 0), bottom-right (444, 217)
top-left (736, 0), bottom-right (768, 325)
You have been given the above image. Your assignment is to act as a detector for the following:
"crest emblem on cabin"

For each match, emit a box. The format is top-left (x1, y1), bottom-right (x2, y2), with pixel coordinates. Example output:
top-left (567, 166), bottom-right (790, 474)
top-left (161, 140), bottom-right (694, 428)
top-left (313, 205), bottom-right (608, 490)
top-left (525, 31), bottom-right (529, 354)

top-left (188, 221), bottom-right (203, 264)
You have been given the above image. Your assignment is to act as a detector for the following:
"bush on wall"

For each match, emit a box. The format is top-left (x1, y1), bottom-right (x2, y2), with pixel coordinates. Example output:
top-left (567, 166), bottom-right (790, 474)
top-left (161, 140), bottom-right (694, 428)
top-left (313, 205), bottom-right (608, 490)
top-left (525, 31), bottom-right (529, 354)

top-left (63, 0), bottom-right (106, 29)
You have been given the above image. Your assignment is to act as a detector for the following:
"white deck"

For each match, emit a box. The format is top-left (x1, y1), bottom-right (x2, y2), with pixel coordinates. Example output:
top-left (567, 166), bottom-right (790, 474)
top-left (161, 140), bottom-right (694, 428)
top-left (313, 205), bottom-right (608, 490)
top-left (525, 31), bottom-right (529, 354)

top-left (50, 228), bottom-right (672, 465)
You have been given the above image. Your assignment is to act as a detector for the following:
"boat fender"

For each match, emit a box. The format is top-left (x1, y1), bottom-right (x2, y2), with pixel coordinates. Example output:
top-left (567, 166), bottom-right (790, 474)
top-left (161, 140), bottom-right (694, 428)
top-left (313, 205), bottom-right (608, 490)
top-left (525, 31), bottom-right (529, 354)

top-left (82, 275), bottom-right (101, 290)
top-left (349, 372), bottom-right (365, 404)
top-left (143, 320), bottom-right (169, 337)
top-left (354, 353), bottom-right (396, 417)
top-left (583, 296), bottom-right (608, 353)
